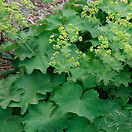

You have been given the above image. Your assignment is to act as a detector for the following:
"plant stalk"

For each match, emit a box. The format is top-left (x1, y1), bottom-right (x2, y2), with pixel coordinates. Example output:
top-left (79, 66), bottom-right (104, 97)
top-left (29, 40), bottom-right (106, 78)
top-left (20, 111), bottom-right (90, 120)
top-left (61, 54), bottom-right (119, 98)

top-left (52, 0), bottom-right (59, 13)
top-left (20, 38), bottom-right (36, 55)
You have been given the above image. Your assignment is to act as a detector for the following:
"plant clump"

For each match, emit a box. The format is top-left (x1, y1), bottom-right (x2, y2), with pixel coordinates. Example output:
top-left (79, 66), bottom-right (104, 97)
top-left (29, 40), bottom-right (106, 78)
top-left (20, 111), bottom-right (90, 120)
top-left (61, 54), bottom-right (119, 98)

top-left (0, 0), bottom-right (132, 132)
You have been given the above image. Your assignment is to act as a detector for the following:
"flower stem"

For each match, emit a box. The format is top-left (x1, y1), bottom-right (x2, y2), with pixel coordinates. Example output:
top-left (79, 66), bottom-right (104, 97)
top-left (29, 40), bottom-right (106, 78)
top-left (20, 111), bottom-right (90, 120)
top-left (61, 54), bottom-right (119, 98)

top-left (52, 0), bottom-right (59, 13)
top-left (20, 38), bottom-right (36, 55)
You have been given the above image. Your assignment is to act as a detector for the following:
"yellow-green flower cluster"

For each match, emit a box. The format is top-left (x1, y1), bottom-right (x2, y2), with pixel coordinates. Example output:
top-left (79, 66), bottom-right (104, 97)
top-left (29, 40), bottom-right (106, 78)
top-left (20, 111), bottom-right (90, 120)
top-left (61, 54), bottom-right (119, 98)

top-left (104, 6), bottom-right (132, 58)
top-left (67, 24), bottom-right (83, 43)
top-left (113, 14), bottom-right (132, 28)
top-left (82, 0), bottom-right (131, 63)
top-left (112, 30), bottom-right (132, 56)
top-left (122, 42), bottom-right (132, 56)
top-left (110, 0), bottom-right (128, 5)
top-left (0, 0), bottom-right (33, 35)
top-left (81, 5), bottom-right (99, 22)
top-left (20, 0), bottom-right (33, 10)
top-left (106, 7), bottom-right (132, 28)
top-left (75, 50), bottom-right (86, 59)
top-left (49, 24), bottom-right (85, 68)
top-left (89, 0), bottom-right (101, 7)
top-left (122, 0), bottom-right (128, 4)
top-left (90, 35), bottom-right (111, 57)
top-left (112, 30), bottom-right (131, 41)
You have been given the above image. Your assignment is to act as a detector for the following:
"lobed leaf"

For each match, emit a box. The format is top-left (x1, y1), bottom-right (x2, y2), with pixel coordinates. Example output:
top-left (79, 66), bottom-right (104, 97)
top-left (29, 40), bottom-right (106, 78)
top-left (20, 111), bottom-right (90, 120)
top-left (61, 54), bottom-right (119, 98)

top-left (9, 71), bottom-right (52, 114)
top-left (0, 107), bottom-right (24, 132)
top-left (94, 100), bottom-right (132, 132)
top-left (0, 75), bottom-right (23, 109)
top-left (53, 82), bottom-right (102, 122)
top-left (23, 102), bottom-right (68, 132)
top-left (66, 114), bottom-right (97, 132)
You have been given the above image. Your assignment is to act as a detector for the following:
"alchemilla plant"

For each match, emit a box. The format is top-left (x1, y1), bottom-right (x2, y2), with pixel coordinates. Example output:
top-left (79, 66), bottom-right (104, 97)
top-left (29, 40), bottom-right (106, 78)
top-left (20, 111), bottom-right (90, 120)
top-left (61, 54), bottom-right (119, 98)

top-left (0, 0), bottom-right (132, 132)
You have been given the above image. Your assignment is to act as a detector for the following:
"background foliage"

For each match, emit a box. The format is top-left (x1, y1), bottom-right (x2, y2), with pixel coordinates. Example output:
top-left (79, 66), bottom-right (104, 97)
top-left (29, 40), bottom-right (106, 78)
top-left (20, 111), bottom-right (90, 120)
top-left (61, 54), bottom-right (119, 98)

top-left (0, 0), bottom-right (132, 131)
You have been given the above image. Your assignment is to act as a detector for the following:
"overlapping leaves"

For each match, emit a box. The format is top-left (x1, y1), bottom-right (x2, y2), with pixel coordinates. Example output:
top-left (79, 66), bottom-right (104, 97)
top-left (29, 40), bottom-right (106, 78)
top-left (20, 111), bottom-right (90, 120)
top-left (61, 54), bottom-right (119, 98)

top-left (9, 71), bottom-right (52, 114)
top-left (19, 31), bottom-right (50, 74)
top-left (66, 114), bottom-right (97, 132)
top-left (0, 107), bottom-right (24, 132)
top-left (23, 102), bottom-right (68, 132)
top-left (0, 75), bottom-right (23, 109)
top-left (94, 100), bottom-right (132, 132)
top-left (52, 82), bottom-right (102, 122)
top-left (0, 0), bottom-right (132, 132)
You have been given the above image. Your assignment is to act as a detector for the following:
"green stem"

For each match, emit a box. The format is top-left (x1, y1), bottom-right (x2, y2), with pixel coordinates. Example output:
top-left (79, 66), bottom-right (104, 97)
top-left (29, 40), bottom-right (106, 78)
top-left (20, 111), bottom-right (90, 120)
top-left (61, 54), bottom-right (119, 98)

top-left (52, 0), bottom-right (59, 13)
top-left (65, 0), bottom-right (70, 9)
top-left (68, 71), bottom-right (71, 77)
top-left (20, 38), bottom-right (36, 55)
top-left (24, 42), bottom-right (36, 55)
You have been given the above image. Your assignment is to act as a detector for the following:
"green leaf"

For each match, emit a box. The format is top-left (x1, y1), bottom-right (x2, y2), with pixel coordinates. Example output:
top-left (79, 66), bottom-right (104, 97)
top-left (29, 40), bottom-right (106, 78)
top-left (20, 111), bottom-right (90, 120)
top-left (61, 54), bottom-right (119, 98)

top-left (127, 58), bottom-right (132, 68)
top-left (86, 59), bottom-right (105, 74)
top-left (66, 114), bottom-right (97, 132)
top-left (61, 9), bottom-right (77, 18)
top-left (0, 51), bottom-right (13, 60)
top-left (90, 39), bottom-right (100, 47)
top-left (94, 100), bottom-right (132, 132)
top-left (97, 0), bottom-right (132, 16)
top-left (53, 45), bottom-right (79, 74)
top-left (65, 15), bottom-right (85, 31)
top-left (114, 51), bottom-right (126, 62)
top-left (100, 55), bottom-right (123, 72)
top-left (9, 71), bottom-right (52, 114)
top-left (80, 73), bottom-right (98, 89)
top-left (29, 24), bottom-right (47, 35)
top-left (0, 41), bottom-right (18, 51)
top-left (0, 107), bottom-right (24, 132)
top-left (84, 21), bottom-right (103, 38)
top-left (68, 68), bottom-right (97, 88)
top-left (74, 0), bottom-right (87, 4)
top-left (123, 104), bottom-right (132, 111)
top-left (46, 15), bottom-right (63, 30)
top-left (15, 37), bottom-right (37, 60)
top-left (111, 86), bottom-right (132, 103)
top-left (50, 73), bottom-right (66, 87)
top-left (97, 70), bottom-right (117, 86)
top-left (20, 31), bottom-right (50, 74)
top-left (68, 68), bottom-right (88, 82)
top-left (23, 102), bottom-right (68, 132)
top-left (0, 75), bottom-right (24, 109)
top-left (38, 31), bottom-right (50, 53)
top-left (20, 53), bottom-right (49, 74)
top-left (114, 70), bottom-right (131, 87)
top-left (53, 82), bottom-right (102, 122)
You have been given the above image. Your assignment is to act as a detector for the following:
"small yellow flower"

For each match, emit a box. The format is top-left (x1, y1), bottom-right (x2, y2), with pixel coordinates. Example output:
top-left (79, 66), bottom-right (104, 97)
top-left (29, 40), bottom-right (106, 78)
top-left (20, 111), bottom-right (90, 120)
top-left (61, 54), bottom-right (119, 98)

top-left (90, 46), bottom-right (94, 52)
top-left (69, 24), bottom-right (73, 27)
top-left (51, 57), bottom-right (54, 60)
top-left (49, 62), bottom-right (52, 65)
top-left (79, 36), bottom-right (83, 41)
top-left (75, 62), bottom-right (80, 67)
top-left (50, 35), bottom-right (54, 38)
top-left (49, 39), bottom-right (53, 43)
top-left (75, 27), bottom-right (79, 30)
